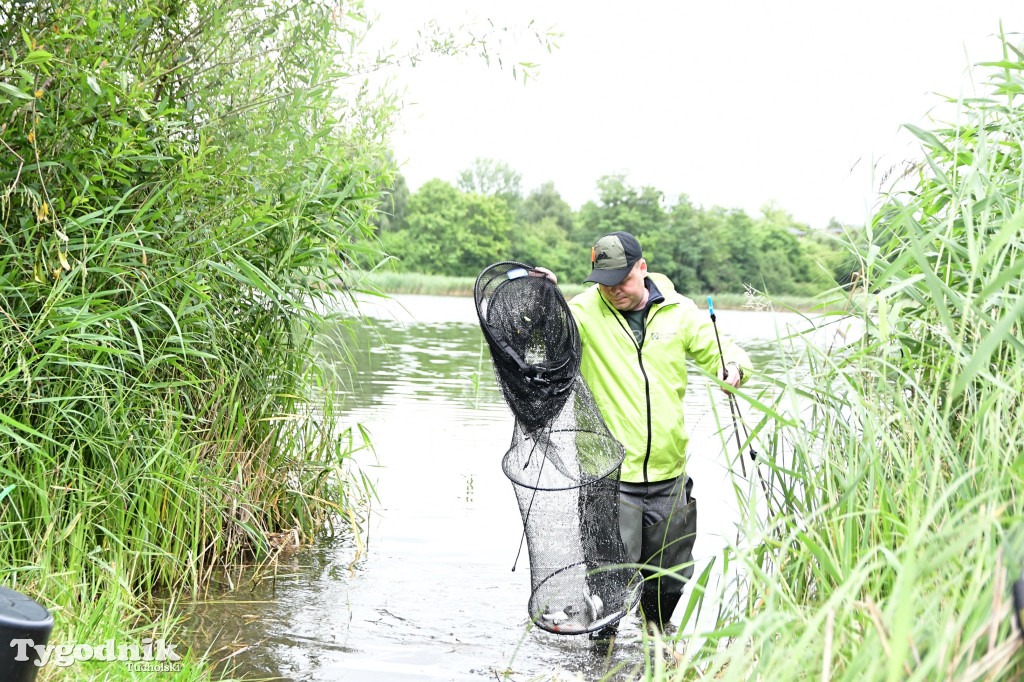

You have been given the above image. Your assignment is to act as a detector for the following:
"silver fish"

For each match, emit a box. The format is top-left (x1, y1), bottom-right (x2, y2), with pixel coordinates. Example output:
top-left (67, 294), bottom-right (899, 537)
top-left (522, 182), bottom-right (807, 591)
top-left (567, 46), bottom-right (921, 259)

top-left (585, 593), bottom-right (604, 622)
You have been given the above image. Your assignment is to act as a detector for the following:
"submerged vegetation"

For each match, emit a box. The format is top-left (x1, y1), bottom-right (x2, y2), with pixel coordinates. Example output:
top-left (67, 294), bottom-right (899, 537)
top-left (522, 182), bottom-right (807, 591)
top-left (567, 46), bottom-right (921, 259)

top-left (648, 30), bottom-right (1024, 681)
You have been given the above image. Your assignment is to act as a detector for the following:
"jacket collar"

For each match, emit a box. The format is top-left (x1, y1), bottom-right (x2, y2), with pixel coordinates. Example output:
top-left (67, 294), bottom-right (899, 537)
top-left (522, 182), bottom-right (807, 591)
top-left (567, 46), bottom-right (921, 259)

top-left (641, 276), bottom-right (665, 313)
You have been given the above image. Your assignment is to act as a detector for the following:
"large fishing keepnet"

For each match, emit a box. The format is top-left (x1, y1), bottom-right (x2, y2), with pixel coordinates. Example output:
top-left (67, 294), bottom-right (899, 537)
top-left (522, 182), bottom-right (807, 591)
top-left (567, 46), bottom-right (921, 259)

top-left (474, 262), bottom-right (641, 635)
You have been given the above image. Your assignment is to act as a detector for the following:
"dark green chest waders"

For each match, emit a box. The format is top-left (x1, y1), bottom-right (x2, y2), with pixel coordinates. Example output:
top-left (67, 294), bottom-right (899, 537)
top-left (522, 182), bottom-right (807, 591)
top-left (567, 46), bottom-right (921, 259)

top-left (617, 474), bottom-right (697, 631)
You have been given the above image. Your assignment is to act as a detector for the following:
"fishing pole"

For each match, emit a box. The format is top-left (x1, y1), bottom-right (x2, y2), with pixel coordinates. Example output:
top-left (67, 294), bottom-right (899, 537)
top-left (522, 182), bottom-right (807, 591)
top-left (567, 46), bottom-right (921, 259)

top-left (708, 297), bottom-right (779, 522)
top-left (708, 297), bottom-right (757, 473)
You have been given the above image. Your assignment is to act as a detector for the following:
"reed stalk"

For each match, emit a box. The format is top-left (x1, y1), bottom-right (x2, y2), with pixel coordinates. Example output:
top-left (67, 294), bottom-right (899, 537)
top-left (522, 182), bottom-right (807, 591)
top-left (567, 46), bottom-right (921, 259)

top-left (1, 1), bottom-right (392, 678)
top-left (640, 29), bottom-right (1024, 682)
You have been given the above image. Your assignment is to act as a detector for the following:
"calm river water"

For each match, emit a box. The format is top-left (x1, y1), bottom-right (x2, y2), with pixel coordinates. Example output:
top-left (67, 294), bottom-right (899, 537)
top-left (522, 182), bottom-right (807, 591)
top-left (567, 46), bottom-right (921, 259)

top-left (179, 293), bottom-right (836, 681)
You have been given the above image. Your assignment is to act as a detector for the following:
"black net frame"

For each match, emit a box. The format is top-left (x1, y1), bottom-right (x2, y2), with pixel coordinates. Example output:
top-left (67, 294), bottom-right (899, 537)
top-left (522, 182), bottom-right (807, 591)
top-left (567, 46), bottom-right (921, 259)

top-left (474, 262), bottom-right (641, 635)
top-left (474, 261), bottom-right (580, 433)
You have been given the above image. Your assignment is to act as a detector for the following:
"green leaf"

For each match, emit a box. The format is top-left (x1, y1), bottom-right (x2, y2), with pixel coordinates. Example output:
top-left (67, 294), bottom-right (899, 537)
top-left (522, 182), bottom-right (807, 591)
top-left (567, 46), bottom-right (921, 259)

top-left (1011, 454), bottom-right (1024, 482)
top-left (0, 81), bottom-right (33, 100)
top-left (976, 60), bottom-right (1024, 71)
top-left (679, 555), bottom-right (715, 630)
top-left (86, 75), bottom-right (102, 94)
top-left (21, 50), bottom-right (54, 66)
top-left (903, 123), bottom-right (951, 155)
top-left (797, 530), bottom-right (843, 584)
top-left (950, 295), bottom-right (1024, 401)
top-left (0, 410), bottom-right (58, 453)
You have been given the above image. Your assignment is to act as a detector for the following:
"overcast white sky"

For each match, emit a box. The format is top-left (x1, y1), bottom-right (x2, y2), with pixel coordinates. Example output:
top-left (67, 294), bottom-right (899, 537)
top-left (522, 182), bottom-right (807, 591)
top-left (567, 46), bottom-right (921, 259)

top-left (361, 1), bottom-right (1021, 229)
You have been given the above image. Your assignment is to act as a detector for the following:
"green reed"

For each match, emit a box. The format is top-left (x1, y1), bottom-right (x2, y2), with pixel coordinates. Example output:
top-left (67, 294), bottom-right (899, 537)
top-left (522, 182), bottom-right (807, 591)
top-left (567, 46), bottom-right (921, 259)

top-left (1, 1), bottom-right (393, 678)
top-left (636, 29), bottom-right (1024, 682)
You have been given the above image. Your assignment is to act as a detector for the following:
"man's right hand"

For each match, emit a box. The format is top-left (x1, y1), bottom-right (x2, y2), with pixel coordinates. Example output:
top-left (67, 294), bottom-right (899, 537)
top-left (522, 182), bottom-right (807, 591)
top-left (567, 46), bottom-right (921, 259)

top-left (722, 364), bottom-right (743, 391)
top-left (531, 267), bottom-right (558, 284)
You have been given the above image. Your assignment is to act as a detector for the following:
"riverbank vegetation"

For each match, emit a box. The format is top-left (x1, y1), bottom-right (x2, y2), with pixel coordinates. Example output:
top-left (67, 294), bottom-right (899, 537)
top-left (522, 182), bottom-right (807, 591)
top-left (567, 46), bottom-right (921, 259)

top-left (375, 167), bottom-right (862, 298)
top-left (644, 30), bottom-right (1024, 681)
top-left (0, 1), bottom-right (406, 678)
top-left (358, 270), bottom-right (832, 312)
top-left (5, 1), bottom-right (1019, 680)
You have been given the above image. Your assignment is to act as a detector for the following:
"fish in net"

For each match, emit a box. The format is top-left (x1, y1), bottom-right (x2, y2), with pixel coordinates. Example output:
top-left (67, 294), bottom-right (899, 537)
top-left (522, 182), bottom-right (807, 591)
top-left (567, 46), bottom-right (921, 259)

top-left (474, 261), bottom-right (642, 635)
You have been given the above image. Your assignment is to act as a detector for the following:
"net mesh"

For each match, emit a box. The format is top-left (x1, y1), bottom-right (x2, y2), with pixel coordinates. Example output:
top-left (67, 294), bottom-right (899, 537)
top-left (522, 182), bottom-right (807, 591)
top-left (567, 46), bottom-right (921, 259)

top-left (474, 262), bottom-right (641, 635)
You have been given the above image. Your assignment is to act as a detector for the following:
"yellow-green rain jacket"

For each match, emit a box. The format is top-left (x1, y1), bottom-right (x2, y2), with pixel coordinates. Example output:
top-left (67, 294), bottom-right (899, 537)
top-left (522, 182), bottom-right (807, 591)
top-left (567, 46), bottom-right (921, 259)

top-left (568, 273), bottom-right (752, 484)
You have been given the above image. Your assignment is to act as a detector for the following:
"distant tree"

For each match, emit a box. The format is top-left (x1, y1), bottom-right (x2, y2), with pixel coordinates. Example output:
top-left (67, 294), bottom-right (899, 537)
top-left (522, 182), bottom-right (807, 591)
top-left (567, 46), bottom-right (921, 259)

top-left (383, 168), bottom-right (847, 296)
top-left (749, 203), bottom-right (821, 294)
top-left (379, 179), bottom-right (460, 272)
top-left (692, 207), bottom-right (745, 293)
top-left (632, 194), bottom-right (698, 292)
top-left (509, 217), bottom-right (584, 281)
top-left (457, 158), bottom-right (523, 203)
top-left (517, 181), bottom-right (573, 234)
top-left (759, 201), bottom-right (801, 232)
top-left (574, 173), bottom-right (667, 249)
top-left (380, 179), bottom-right (512, 275)
top-left (460, 191), bottom-right (516, 272)
top-left (595, 173), bottom-right (635, 207)
top-left (756, 225), bottom-right (817, 294)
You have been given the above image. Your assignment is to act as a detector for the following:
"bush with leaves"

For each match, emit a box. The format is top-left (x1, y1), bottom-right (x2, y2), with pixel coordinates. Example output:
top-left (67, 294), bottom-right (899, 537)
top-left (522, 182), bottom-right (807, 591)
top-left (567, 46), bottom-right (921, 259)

top-left (0, 0), bottom-right (395, 601)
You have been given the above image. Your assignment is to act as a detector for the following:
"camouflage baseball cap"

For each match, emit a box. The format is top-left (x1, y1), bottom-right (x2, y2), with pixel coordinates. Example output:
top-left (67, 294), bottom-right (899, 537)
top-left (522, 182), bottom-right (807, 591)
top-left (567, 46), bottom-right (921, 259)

top-left (584, 232), bottom-right (643, 286)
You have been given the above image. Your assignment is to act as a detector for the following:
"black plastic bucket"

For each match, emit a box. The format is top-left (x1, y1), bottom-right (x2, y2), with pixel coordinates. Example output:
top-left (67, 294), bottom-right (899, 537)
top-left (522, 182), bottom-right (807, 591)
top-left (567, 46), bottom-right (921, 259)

top-left (0, 587), bottom-right (53, 682)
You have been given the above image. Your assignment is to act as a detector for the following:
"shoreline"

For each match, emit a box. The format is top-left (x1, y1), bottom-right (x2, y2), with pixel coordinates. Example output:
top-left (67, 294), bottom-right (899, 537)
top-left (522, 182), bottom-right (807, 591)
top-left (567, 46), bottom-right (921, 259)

top-left (353, 271), bottom-right (846, 313)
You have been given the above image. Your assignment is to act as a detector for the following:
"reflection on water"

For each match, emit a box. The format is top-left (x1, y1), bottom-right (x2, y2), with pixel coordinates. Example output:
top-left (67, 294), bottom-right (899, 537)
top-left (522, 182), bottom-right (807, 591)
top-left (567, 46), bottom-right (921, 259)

top-left (177, 294), bottom-right (830, 681)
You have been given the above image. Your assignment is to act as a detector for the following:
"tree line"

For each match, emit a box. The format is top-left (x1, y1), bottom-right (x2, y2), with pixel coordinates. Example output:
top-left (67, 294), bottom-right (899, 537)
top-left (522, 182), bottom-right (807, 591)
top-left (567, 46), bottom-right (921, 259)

top-left (375, 159), bottom-right (861, 297)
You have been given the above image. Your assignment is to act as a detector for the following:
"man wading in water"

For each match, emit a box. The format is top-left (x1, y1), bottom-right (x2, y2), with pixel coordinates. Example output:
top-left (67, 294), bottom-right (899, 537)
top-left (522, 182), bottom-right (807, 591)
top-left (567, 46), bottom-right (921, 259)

top-left (536, 231), bottom-right (752, 641)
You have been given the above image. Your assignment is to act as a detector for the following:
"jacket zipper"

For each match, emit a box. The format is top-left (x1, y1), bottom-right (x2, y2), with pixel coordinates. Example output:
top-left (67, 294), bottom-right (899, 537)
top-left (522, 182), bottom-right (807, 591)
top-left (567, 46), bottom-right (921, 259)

top-left (603, 298), bottom-right (668, 483)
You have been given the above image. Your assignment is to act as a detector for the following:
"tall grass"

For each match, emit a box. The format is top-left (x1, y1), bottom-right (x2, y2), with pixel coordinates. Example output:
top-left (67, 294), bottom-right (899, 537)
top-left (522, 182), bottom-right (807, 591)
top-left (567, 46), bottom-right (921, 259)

top-left (636, 30), bottom-right (1024, 681)
top-left (1, 1), bottom-right (391, 678)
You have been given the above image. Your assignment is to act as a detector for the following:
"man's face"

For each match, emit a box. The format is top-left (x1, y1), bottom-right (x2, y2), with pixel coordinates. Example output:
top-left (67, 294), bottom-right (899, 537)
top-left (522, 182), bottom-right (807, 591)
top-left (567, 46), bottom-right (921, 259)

top-left (599, 259), bottom-right (647, 311)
